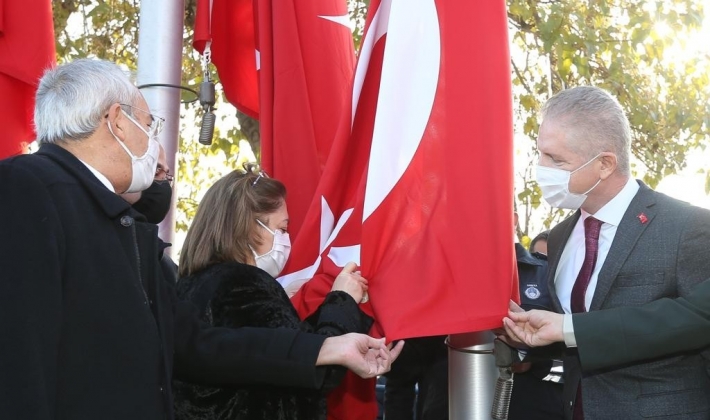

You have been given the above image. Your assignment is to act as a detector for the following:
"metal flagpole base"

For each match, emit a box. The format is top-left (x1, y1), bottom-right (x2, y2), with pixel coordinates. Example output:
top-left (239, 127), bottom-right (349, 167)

top-left (447, 331), bottom-right (497, 420)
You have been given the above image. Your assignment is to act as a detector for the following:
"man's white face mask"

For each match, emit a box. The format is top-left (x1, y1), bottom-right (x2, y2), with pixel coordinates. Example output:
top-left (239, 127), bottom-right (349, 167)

top-left (535, 153), bottom-right (603, 210)
top-left (252, 219), bottom-right (291, 278)
top-left (108, 110), bottom-right (160, 193)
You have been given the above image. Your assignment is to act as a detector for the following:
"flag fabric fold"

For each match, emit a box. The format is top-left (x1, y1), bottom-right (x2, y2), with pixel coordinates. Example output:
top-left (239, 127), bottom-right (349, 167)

top-left (360, 0), bottom-right (518, 338)
top-left (193, 0), bottom-right (355, 238)
top-left (0, 0), bottom-right (55, 159)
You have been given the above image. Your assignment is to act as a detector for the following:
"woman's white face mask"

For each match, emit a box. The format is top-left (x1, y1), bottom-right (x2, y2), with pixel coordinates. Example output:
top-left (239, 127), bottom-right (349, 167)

top-left (252, 219), bottom-right (291, 277)
top-left (535, 153), bottom-right (603, 209)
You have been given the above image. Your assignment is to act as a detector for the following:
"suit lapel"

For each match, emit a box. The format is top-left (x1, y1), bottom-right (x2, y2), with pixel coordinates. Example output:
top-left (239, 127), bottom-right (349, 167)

top-left (589, 183), bottom-right (657, 310)
top-left (547, 211), bottom-right (580, 313)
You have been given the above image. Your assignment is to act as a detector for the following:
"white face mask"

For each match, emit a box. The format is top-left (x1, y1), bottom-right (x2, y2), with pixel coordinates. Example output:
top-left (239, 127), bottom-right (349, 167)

top-left (252, 219), bottom-right (291, 277)
top-left (108, 110), bottom-right (160, 193)
top-left (535, 153), bottom-right (603, 209)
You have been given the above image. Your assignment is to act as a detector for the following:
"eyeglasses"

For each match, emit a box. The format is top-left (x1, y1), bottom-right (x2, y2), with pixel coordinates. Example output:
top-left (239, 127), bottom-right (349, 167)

top-left (120, 103), bottom-right (165, 137)
top-left (155, 166), bottom-right (174, 184)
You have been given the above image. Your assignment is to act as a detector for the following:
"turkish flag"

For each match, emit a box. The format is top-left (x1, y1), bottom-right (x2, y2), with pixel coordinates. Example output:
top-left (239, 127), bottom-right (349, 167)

top-left (282, 1), bottom-right (516, 418)
top-left (0, 0), bottom-right (55, 159)
top-left (193, 0), bottom-right (259, 119)
top-left (283, 0), bottom-right (517, 344)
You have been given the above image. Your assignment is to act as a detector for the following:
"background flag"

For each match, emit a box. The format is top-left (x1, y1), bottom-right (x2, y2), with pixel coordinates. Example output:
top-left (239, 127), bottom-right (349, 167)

top-left (193, 0), bottom-right (259, 119)
top-left (256, 0), bottom-right (355, 239)
top-left (0, 0), bottom-right (56, 159)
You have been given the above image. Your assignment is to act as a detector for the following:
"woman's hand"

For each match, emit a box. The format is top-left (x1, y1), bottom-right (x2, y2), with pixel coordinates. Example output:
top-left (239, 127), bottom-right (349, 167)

top-left (331, 262), bottom-right (368, 303)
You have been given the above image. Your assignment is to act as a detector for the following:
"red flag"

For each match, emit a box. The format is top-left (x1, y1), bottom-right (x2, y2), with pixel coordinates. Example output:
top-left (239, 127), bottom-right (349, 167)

top-left (0, 0), bottom-right (55, 159)
top-left (256, 0), bottom-right (355, 238)
top-left (193, 0), bottom-right (259, 119)
top-left (284, 0), bottom-right (517, 340)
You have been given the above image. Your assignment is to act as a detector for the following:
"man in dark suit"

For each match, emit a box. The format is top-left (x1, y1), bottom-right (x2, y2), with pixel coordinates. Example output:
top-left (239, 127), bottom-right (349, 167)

top-left (0, 58), bottom-right (401, 420)
top-left (522, 86), bottom-right (710, 420)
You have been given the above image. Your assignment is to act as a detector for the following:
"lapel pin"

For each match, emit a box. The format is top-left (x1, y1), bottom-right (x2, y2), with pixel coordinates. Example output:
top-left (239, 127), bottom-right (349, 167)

top-left (637, 213), bottom-right (648, 224)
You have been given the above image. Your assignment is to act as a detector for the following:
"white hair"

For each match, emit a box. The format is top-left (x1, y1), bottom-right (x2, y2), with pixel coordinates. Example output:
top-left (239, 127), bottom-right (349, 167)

top-left (34, 59), bottom-right (142, 145)
top-left (541, 86), bottom-right (632, 176)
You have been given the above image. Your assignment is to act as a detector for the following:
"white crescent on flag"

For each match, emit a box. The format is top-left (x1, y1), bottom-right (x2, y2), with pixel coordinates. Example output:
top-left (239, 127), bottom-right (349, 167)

top-left (363, 0), bottom-right (440, 222)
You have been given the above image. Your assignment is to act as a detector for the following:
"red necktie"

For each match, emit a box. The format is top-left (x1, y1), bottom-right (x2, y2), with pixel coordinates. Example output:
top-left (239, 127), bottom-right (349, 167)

top-left (571, 216), bottom-right (603, 313)
top-left (570, 216), bottom-right (603, 420)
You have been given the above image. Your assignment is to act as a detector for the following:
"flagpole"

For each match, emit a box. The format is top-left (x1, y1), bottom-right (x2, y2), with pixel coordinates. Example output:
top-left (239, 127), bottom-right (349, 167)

top-left (136, 0), bottom-right (184, 248)
top-left (448, 332), bottom-right (497, 420)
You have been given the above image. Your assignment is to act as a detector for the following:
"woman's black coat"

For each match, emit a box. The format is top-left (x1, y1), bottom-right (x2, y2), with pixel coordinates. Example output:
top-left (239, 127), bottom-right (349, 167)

top-left (173, 262), bottom-right (373, 420)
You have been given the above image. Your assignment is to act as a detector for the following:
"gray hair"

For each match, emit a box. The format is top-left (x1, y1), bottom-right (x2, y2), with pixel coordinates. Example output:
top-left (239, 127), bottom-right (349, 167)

top-left (34, 59), bottom-right (142, 145)
top-left (540, 86), bottom-right (631, 176)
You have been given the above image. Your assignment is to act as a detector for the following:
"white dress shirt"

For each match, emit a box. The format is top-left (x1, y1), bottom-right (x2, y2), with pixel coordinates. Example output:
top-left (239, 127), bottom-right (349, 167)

top-left (557, 178), bottom-right (639, 346)
top-left (79, 159), bottom-right (115, 192)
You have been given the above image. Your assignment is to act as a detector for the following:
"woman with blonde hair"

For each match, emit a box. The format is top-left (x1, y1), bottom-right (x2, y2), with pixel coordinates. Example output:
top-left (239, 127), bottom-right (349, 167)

top-left (173, 167), bottom-right (372, 420)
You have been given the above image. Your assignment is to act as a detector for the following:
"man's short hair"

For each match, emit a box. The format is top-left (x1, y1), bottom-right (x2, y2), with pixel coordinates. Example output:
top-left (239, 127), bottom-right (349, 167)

top-left (34, 59), bottom-right (142, 145)
top-left (540, 86), bottom-right (631, 176)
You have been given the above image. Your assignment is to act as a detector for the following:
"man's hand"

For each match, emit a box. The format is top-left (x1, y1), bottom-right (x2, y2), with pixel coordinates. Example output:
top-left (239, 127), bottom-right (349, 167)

top-left (317, 333), bottom-right (405, 378)
top-left (503, 309), bottom-right (564, 347)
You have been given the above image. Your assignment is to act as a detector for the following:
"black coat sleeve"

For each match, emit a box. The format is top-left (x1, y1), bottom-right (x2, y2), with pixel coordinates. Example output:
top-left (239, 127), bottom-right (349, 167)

top-left (304, 290), bottom-right (374, 391)
top-left (0, 163), bottom-right (64, 420)
top-left (170, 278), bottom-right (328, 389)
top-left (307, 291), bottom-right (373, 337)
top-left (174, 266), bottom-right (370, 391)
